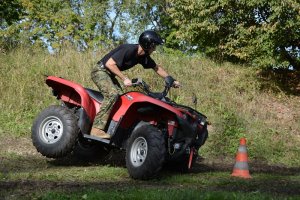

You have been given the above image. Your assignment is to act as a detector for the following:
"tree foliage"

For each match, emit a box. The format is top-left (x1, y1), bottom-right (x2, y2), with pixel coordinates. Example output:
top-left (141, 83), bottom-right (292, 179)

top-left (1, 0), bottom-right (299, 71)
top-left (123, 0), bottom-right (180, 50)
top-left (0, 0), bottom-right (172, 51)
top-left (0, 0), bottom-right (163, 51)
top-left (166, 0), bottom-right (300, 70)
top-left (0, 0), bottom-right (24, 26)
top-left (18, 0), bottom-right (111, 50)
top-left (0, 0), bottom-right (25, 50)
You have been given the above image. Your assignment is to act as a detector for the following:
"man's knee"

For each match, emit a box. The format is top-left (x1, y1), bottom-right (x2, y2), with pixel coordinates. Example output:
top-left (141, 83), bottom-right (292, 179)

top-left (106, 93), bottom-right (119, 103)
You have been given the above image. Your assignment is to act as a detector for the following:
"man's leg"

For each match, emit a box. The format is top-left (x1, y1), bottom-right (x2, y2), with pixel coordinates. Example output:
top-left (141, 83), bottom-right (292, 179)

top-left (91, 66), bottom-right (122, 138)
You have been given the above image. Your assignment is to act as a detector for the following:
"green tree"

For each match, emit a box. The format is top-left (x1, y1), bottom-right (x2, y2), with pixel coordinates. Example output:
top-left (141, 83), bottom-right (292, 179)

top-left (0, 0), bottom-right (24, 26)
top-left (124, 0), bottom-right (180, 50)
top-left (1, 0), bottom-right (125, 51)
top-left (167, 0), bottom-right (300, 70)
top-left (0, 0), bottom-right (173, 51)
top-left (18, 0), bottom-right (110, 50)
top-left (0, 0), bottom-right (25, 50)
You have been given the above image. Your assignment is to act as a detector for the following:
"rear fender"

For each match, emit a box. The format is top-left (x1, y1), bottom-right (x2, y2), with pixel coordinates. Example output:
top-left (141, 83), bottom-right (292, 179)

top-left (46, 76), bottom-right (97, 121)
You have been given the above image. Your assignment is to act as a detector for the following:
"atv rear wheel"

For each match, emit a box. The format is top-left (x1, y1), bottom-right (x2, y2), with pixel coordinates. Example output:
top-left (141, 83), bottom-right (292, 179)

top-left (31, 105), bottom-right (79, 158)
top-left (126, 124), bottom-right (165, 180)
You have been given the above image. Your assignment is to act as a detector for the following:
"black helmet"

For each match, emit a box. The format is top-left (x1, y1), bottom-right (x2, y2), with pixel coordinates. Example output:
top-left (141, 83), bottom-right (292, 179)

top-left (138, 30), bottom-right (163, 51)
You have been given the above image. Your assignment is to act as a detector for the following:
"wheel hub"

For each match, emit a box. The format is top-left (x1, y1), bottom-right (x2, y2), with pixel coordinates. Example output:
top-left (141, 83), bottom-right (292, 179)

top-left (40, 116), bottom-right (63, 144)
top-left (130, 137), bottom-right (148, 167)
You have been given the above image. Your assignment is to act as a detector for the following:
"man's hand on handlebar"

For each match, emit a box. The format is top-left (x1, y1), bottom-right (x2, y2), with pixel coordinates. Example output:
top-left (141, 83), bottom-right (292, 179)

top-left (123, 77), bottom-right (132, 87)
top-left (165, 76), bottom-right (180, 88)
top-left (173, 80), bottom-right (181, 88)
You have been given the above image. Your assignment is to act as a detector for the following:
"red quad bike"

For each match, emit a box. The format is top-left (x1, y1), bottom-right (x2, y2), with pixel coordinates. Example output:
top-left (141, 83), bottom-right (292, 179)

top-left (32, 75), bottom-right (208, 180)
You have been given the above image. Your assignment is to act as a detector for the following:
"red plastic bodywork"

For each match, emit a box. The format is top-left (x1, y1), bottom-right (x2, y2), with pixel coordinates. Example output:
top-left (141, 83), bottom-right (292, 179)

top-left (46, 76), bottom-right (183, 128)
top-left (45, 76), bottom-right (202, 170)
top-left (46, 76), bottom-right (99, 120)
top-left (110, 92), bottom-right (183, 129)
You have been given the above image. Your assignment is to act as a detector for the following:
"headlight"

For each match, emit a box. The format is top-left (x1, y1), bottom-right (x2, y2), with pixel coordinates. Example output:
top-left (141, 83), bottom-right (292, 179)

top-left (199, 117), bottom-right (206, 126)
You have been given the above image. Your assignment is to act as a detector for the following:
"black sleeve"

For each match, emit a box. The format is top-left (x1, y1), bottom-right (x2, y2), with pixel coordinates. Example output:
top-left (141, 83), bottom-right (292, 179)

top-left (140, 56), bottom-right (156, 69)
top-left (111, 48), bottom-right (127, 68)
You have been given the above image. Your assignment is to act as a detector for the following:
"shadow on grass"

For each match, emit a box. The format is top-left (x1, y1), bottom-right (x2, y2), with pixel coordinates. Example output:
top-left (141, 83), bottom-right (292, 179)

top-left (0, 154), bottom-right (48, 173)
top-left (1, 154), bottom-right (300, 197)
top-left (258, 68), bottom-right (300, 96)
top-left (47, 149), bottom-right (127, 168)
top-left (162, 161), bottom-right (300, 196)
top-left (190, 160), bottom-right (300, 176)
top-left (0, 149), bottom-right (127, 175)
top-left (2, 151), bottom-right (299, 177)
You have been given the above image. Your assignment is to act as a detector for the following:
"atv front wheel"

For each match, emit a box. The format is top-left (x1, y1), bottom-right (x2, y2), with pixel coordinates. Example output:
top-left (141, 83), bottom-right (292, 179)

top-left (126, 124), bottom-right (165, 180)
top-left (31, 105), bottom-right (79, 158)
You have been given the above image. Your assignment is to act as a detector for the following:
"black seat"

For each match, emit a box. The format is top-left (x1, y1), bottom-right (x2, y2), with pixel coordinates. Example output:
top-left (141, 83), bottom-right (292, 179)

top-left (85, 88), bottom-right (104, 103)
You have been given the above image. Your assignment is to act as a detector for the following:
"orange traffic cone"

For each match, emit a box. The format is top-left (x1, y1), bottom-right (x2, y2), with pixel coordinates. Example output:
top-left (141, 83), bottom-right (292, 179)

top-left (231, 138), bottom-right (252, 179)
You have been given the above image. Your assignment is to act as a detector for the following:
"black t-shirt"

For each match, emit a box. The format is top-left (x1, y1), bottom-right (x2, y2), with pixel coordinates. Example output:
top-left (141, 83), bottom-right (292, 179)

top-left (99, 44), bottom-right (156, 71)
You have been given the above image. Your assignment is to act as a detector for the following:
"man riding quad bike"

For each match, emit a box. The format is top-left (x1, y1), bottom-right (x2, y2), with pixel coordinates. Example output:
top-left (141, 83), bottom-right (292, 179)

top-left (32, 75), bottom-right (208, 180)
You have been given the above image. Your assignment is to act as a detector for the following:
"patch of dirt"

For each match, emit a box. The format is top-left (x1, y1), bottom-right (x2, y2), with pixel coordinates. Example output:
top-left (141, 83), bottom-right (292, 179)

top-left (0, 136), bottom-right (39, 156)
top-left (261, 96), bottom-right (299, 123)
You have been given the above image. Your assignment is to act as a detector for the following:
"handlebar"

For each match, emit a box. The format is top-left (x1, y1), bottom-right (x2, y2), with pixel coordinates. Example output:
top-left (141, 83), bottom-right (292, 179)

top-left (131, 76), bottom-right (175, 100)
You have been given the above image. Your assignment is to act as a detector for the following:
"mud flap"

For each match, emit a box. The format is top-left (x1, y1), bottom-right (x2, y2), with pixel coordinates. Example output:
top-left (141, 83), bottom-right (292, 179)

top-left (77, 108), bottom-right (92, 135)
top-left (188, 147), bottom-right (195, 169)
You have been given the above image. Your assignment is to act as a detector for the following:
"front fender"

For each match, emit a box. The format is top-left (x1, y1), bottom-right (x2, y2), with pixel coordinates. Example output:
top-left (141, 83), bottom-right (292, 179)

top-left (111, 92), bottom-right (183, 129)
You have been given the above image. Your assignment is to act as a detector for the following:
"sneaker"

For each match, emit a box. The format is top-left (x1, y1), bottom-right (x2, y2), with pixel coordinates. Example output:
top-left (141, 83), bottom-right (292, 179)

top-left (91, 128), bottom-right (111, 139)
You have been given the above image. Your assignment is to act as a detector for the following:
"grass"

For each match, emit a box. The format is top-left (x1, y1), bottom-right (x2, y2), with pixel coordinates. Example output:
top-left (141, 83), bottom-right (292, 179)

top-left (37, 188), bottom-right (292, 200)
top-left (1, 136), bottom-right (299, 200)
top-left (2, 165), bottom-right (300, 200)
top-left (0, 46), bottom-right (299, 168)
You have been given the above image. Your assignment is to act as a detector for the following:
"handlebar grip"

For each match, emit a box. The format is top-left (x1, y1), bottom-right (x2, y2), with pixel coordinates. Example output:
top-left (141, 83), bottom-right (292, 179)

top-left (132, 78), bottom-right (138, 84)
top-left (165, 76), bottom-right (175, 87)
